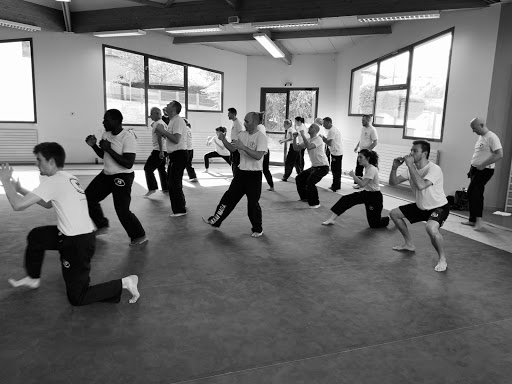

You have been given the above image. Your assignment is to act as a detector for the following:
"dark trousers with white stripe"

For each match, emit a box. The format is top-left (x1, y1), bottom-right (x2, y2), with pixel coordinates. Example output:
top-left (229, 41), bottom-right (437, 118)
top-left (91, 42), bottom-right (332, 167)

top-left (25, 226), bottom-right (122, 306)
top-left (208, 170), bottom-right (263, 233)
top-left (331, 190), bottom-right (389, 228)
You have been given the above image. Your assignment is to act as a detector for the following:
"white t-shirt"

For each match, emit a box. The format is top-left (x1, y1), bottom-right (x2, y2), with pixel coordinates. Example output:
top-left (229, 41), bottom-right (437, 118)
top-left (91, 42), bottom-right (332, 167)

top-left (102, 129), bottom-right (137, 175)
top-left (230, 118), bottom-right (245, 142)
top-left (186, 126), bottom-right (193, 150)
top-left (400, 162), bottom-right (448, 210)
top-left (471, 131), bottom-right (502, 169)
top-left (326, 126), bottom-right (343, 156)
top-left (151, 119), bottom-right (167, 151)
top-left (166, 115), bottom-right (187, 152)
top-left (213, 136), bottom-right (230, 156)
top-left (286, 126), bottom-right (296, 140)
top-left (359, 125), bottom-right (378, 149)
top-left (307, 136), bottom-right (329, 167)
top-left (32, 171), bottom-right (95, 236)
top-left (238, 130), bottom-right (268, 171)
top-left (296, 125), bottom-right (307, 144)
top-left (362, 165), bottom-right (380, 192)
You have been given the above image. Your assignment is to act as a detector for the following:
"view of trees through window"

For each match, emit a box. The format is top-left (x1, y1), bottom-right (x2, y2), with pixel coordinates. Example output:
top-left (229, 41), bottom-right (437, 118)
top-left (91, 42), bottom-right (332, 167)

top-left (349, 30), bottom-right (453, 141)
top-left (0, 39), bottom-right (36, 123)
top-left (104, 46), bottom-right (223, 125)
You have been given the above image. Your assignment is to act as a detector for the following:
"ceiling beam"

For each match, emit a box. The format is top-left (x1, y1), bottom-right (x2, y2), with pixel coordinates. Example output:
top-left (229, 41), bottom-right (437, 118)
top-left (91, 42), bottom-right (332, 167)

top-left (172, 26), bottom-right (392, 44)
top-left (273, 39), bottom-right (293, 65)
top-left (165, 0), bottom-right (176, 8)
top-left (71, 0), bottom-right (491, 33)
top-left (0, 0), bottom-right (65, 32)
top-left (124, 0), bottom-right (167, 8)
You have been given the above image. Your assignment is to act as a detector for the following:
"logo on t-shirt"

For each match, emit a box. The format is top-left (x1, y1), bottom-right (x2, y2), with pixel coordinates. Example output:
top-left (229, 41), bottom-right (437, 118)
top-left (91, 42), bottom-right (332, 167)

top-left (69, 178), bottom-right (85, 194)
top-left (62, 260), bottom-right (70, 268)
top-left (477, 143), bottom-right (484, 149)
top-left (114, 178), bottom-right (126, 187)
top-left (249, 141), bottom-right (257, 149)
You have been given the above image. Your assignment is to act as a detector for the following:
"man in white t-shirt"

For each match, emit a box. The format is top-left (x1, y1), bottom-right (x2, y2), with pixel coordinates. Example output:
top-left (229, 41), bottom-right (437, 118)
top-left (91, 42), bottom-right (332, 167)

top-left (228, 107), bottom-right (245, 177)
top-left (183, 118), bottom-right (198, 182)
top-left (461, 117), bottom-right (503, 230)
top-left (0, 143), bottom-right (140, 305)
top-left (292, 123), bottom-right (329, 208)
top-left (321, 117), bottom-right (343, 192)
top-left (204, 126), bottom-right (232, 172)
top-left (155, 100), bottom-right (188, 217)
top-left (203, 112), bottom-right (268, 237)
top-left (353, 114), bottom-right (378, 188)
top-left (85, 109), bottom-right (147, 246)
top-left (389, 140), bottom-right (450, 272)
top-left (143, 107), bottom-right (168, 197)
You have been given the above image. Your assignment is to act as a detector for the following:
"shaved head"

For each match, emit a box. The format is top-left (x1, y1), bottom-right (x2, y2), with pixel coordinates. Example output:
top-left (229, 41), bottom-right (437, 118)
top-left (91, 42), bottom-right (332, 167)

top-left (310, 123), bottom-right (320, 135)
top-left (470, 117), bottom-right (485, 128)
top-left (470, 117), bottom-right (488, 135)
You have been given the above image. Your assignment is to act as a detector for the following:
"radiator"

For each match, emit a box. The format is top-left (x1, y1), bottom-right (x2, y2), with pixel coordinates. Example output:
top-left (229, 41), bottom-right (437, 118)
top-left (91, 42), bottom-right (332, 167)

top-left (0, 129), bottom-right (39, 163)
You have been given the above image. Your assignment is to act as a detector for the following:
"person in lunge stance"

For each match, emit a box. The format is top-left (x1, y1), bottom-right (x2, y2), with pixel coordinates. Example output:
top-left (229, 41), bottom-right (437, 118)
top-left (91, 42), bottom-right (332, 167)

top-left (85, 109), bottom-right (147, 246)
top-left (389, 140), bottom-right (449, 272)
top-left (0, 143), bottom-right (140, 305)
top-left (144, 107), bottom-right (168, 197)
top-left (203, 112), bottom-right (268, 237)
top-left (204, 127), bottom-right (232, 172)
top-left (322, 149), bottom-right (389, 228)
top-left (293, 123), bottom-right (329, 209)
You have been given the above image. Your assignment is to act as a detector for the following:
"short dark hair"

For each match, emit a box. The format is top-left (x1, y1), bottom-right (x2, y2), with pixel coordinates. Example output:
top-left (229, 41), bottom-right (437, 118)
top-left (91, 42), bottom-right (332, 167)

top-left (105, 109), bottom-right (123, 124)
top-left (33, 142), bottom-right (66, 168)
top-left (170, 100), bottom-right (182, 114)
top-left (183, 118), bottom-right (191, 128)
top-left (215, 126), bottom-right (227, 133)
top-left (413, 140), bottom-right (431, 159)
top-left (295, 116), bottom-right (305, 124)
top-left (358, 148), bottom-right (379, 168)
top-left (362, 113), bottom-right (373, 118)
top-left (323, 117), bottom-right (332, 123)
top-left (228, 107), bottom-right (237, 115)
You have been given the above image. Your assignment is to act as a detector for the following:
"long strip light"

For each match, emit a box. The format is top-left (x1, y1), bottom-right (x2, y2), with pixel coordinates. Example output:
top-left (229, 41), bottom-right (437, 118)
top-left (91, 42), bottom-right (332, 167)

top-left (253, 33), bottom-right (285, 58)
top-left (165, 25), bottom-right (225, 34)
top-left (357, 11), bottom-right (440, 22)
top-left (253, 18), bottom-right (319, 29)
top-left (0, 19), bottom-right (41, 32)
top-left (93, 29), bottom-right (146, 37)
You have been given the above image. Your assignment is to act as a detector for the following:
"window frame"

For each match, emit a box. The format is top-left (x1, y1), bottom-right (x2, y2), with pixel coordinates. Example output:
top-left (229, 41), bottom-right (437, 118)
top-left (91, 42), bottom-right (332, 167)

top-left (348, 28), bottom-right (454, 142)
top-left (102, 45), bottom-right (224, 126)
top-left (0, 38), bottom-right (37, 124)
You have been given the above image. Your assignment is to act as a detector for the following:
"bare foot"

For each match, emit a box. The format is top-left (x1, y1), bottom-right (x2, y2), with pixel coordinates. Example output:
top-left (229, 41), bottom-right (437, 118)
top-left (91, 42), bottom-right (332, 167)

top-left (267, 187), bottom-right (274, 191)
top-left (144, 190), bottom-right (156, 197)
top-left (392, 244), bottom-right (416, 252)
top-left (322, 219), bottom-right (335, 226)
top-left (473, 226), bottom-right (486, 232)
top-left (435, 260), bottom-right (448, 272)
top-left (122, 275), bottom-right (140, 304)
top-left (461, 221), bottom-right (475, 226)
top-left (202, 169), bottom-right (209, 173)
top-left (8, 276), bottom-right (40, 289)
top-left (251, 231), bottom-right (263, 238)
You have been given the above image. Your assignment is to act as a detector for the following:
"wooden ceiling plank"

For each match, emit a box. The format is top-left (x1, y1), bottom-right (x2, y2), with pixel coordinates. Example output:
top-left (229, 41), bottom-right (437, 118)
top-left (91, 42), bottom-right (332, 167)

top-left (0, 0), bottom-right (64, 31)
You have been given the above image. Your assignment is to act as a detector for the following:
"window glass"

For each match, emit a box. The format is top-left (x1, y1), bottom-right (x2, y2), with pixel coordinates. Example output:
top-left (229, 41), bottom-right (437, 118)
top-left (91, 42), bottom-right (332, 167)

top-left (148, 89), bottom-right (186, 117)
top-left (405, 33), bottom-right (452, 140)
top-left (104, 48), bottom-right (146, 124)
top-left (188, 66), bottom-right (222, 111)
top-left (148, 59), bottom-right (184, 87)
top-left (374, 89), bottom-right (407, 126)
top-left (378, 51), bottom-right (409, 86)
top-left (0, 40), bottom-right (35, 122)
top-left (350, 63), bottom-right (377, 115)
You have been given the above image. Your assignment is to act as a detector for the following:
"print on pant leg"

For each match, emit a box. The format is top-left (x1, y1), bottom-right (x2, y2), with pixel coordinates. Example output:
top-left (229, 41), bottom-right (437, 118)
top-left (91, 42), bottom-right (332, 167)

top-left (210, 204), bottom-right (227, 225)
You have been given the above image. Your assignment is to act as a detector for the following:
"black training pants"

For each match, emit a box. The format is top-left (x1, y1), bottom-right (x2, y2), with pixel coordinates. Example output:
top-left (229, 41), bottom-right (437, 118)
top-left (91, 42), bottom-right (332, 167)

top-left (331, 190), bottom-right (389, 228)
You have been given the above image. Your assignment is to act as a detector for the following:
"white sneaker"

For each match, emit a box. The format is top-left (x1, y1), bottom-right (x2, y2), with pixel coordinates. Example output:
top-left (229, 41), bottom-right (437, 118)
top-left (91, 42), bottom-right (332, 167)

top-left (309, 204), bottom-right (321, 209)
top-left (251, 231), bottom-right (263, 238)
top-left (170, 212), bottom-right (187, 217)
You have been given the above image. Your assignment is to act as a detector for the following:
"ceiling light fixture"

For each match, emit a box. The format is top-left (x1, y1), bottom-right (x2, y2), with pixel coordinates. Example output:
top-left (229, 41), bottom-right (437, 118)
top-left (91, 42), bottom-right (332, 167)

top-left (165, 25), bottom-right (226, 34)
top-left (253, 33), bottom-right (285, 58)
top-left (93, 29), bottom-right (146, 37)
top-left (357, 10), bottom-right (440, 22)
top-left (0, 19), bottom-right (41, 32)
top-left (252, 18), bottom-right (319, 29)
top-left (55, 0), bottom-right (71, 2)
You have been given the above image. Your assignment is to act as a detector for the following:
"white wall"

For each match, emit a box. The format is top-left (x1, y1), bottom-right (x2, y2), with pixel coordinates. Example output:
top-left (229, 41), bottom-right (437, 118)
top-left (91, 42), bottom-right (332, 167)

top-left (335, 6), bottom-right (502, 205)
top-left (246, 54), bottom-right (338, 118)
top-left (0, 28), bottom-right (247, 163)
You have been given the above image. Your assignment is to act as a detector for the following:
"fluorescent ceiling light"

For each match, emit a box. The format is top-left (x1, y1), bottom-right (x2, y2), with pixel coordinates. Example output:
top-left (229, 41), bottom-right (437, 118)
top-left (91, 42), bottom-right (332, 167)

top-left (357, 10), bottom-right (440, 22)
top-left (165, 25), bottom-right (225, 34)
top-left (93, 29), bottom-right (146, 37)
top-left (253, 18), bottom-right (319, 29)
top-left (253, 33), bottom-right (285, 58)
top-left (0, 19), bottom-right (41, 32)
top-left (55, 0), bottom-right (71, 2)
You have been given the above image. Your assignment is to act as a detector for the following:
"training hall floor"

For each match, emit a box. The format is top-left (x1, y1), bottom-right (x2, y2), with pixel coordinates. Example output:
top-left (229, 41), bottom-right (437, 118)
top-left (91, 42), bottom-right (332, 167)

top-left (1, 164), bottom-right (512, 384)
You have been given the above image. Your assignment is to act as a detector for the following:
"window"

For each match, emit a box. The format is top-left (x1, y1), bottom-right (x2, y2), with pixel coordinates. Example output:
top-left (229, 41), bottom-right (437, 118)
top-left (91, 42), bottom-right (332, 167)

top-left (0, 39), bottom-right (36, 123)
top-left (349, 29), bottom-right (454, 141)
top-left (103, 45), bottom-right (223, 125)
top-left (188, 66), bottom-right (223, 111)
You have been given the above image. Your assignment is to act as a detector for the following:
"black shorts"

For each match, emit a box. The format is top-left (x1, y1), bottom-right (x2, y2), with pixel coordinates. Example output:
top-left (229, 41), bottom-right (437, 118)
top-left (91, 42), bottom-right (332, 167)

top-left (399, 203), bottom-right (450, 227)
